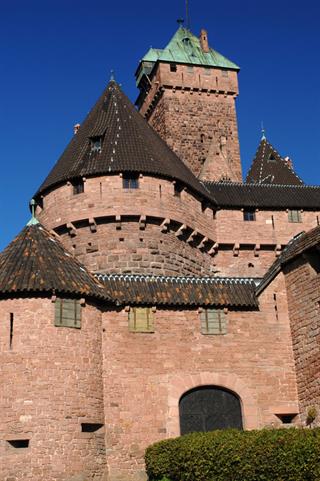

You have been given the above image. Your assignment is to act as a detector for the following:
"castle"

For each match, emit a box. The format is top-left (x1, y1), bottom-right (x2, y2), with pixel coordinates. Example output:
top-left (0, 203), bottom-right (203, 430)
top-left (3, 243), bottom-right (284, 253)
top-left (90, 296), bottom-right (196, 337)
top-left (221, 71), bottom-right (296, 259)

top-left (1, 26), bottom-right (320, 481)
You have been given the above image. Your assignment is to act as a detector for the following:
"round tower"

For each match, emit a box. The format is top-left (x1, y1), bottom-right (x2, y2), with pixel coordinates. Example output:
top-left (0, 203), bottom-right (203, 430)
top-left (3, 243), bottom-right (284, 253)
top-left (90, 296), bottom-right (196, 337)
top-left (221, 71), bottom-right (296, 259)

top-left (35, 81), bottom-right (219, 276)
top-left (0, 223), bottom-right (107, 481)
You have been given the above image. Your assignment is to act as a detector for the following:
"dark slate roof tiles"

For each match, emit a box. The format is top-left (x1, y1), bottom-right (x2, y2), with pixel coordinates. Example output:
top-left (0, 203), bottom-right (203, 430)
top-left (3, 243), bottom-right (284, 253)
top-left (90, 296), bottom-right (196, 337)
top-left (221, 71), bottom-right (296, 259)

top-left (0, 223), bottom-right (107, 299)
top-left (246, 138), bottom-right (304, 186)
top-left (96, 274), bottom-right (258, 308)
top-left (36, 81), bottom-right (210, 201)
top-left (202, 181), bottom-right (320, 209)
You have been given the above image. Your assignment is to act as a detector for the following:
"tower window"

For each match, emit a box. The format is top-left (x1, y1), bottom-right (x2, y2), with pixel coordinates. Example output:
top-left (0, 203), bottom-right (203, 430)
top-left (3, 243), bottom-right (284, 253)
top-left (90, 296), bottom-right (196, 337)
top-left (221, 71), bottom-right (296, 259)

top-left (243, 210), bottom-right (256, 221)
top-left (54, 298), bottom-right (81, 329)
top-left (288, 210), bottom-right (302, 223)
top-left (128, 307), bottom-right (154, 333)
top-left (170, 63), bottom-right (177, 72)
top-left (200, 309), bottom-right (227, 335)
top-left (73, 179), bottom-right (84, 195)
top-left (90, 136), bottom-right (102, 153)
top-left (123, 175), bottom-right (139, 189)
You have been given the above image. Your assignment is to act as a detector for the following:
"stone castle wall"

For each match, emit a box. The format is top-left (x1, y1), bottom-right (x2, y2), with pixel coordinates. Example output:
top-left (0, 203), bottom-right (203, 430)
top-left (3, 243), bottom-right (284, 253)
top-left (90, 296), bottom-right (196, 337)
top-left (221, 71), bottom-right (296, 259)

top-left (101, 272), bottom-right (299, 481)
top-left (0, 297), bottom-right (106, 481)
top-left (284, 257), bottom-right (320, 425)
top-left (37, 174), bottom-right (320, 278)
top-left (138, 63), bottom-right (242, 181)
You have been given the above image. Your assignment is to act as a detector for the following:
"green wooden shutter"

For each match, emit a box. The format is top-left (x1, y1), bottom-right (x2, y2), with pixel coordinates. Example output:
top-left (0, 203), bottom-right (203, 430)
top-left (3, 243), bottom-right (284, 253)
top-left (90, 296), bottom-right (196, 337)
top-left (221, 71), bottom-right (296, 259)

top-left (54, 299), bottom-right (81, 329)
top-left (200, 309), bottom-right (227, 335)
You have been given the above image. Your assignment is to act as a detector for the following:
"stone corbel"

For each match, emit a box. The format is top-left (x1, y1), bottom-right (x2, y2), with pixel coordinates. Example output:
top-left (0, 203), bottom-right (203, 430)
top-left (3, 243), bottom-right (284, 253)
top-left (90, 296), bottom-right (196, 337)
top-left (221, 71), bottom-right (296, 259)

top-left (139, 215), bottom-right (146, 230)
top-left (208, 242), bottom-right (219, 256)
top-left (116, 215), bottom-right (121, 230)
top-left (187, 230), bottom-right (198, 244)
top-left (275, 244), bottom-right (282, 257)
top-left (66, 222), bottom-right (77, 237)
top-left (198, 236), bottom-right (209, 250)
top-left (233, 243), bottom-right (240, 257)
top-left (160, 218), bottom-right (170, 233)
top-left (89, 218), bottom-right (97, 233)
top-left (175, 224), bottom-right (187, 238)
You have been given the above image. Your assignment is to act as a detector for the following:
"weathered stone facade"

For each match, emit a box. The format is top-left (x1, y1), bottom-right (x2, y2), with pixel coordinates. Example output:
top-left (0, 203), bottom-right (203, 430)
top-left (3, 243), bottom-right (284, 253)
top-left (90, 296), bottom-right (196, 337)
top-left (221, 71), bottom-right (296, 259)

top-left (1, 24), bottom-right (320, 481)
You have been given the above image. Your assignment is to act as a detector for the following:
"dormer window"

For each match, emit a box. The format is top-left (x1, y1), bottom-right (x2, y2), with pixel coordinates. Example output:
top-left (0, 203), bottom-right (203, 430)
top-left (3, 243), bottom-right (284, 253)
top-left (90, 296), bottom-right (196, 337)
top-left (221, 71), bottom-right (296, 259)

top-left (123, 174), bottom-right (139, 189)
top-left (90, 136), bottom-right (102, 153)
top-left (73, 179), bottom-right (84, 195)
top-left (243, 209), bottom-right (256, 221)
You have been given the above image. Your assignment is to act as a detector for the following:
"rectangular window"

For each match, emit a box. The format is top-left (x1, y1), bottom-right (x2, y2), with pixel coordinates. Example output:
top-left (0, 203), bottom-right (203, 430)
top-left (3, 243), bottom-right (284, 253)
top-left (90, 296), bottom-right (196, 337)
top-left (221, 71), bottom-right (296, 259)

top-left (54, 299), bottom-right (81, 328)
top-left (243, 210), bottom-right (256, 221)
top-left (128, 307), bottom-right (154, 333)
top-left (73, 179), bottom-right (84, 195)
top-left (123, 175), bottom-right (139, 189)
top-left (170, 63), bottom-right (177, 72)
top-left (200, 309), bottom-right (227, 335)
top-left (288, 210), bottom-right (302, 223)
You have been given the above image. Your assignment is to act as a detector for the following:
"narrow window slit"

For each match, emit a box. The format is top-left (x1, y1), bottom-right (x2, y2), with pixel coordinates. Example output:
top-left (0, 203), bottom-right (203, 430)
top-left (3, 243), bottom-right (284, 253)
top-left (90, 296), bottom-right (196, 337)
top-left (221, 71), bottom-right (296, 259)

top-left (7, 439), bottom-right (29, 448)
top-left (9, 313), bottom-right (13, 349)
top-left (81, 423), bottom-right (104, 433)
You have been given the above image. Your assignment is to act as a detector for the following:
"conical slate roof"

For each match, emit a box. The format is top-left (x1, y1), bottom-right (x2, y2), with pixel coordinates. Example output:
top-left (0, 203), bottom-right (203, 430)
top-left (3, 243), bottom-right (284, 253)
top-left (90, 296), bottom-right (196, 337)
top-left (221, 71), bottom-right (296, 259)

top-left (36, 81), bottom-right (210, 199)
top-left (0, 222), bottom-right (107, 299)
top-left (246, 138), bottom-right (303, 185)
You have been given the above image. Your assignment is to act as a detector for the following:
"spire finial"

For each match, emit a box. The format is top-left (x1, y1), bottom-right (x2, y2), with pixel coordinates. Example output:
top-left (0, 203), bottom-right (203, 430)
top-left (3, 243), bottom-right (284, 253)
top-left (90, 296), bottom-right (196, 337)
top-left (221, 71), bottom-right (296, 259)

top-left (110, 70), bottom-right (115, 82)
top-left (261, 121), bottom-right (266, 140)
top-left (27, 198), bottom-right (39, 226)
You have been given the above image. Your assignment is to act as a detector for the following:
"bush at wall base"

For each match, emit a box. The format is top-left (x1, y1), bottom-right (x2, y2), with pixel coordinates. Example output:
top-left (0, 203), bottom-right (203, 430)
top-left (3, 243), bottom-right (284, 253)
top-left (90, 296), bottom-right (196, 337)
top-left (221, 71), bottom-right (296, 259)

top-left (145, 428), bottom-right (320, 481)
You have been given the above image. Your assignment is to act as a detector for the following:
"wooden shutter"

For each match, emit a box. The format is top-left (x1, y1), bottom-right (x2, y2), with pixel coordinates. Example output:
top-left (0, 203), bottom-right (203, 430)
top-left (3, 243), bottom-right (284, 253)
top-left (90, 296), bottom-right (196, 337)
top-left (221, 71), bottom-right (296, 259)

top-left (288, 210), bottom-right (302, 223)
top-left (128, 307), bottom-right (154, 332)
top-left (200, 309), bottom-right (227, 335)
top-left (54, 299), bottom-right (81, 329)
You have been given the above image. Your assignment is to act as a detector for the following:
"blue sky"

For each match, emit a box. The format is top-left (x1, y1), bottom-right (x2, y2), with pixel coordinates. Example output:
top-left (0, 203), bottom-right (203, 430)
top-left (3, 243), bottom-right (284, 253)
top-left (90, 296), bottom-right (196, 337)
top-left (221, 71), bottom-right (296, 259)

top-left (0, 0), bottom-right (319, 250)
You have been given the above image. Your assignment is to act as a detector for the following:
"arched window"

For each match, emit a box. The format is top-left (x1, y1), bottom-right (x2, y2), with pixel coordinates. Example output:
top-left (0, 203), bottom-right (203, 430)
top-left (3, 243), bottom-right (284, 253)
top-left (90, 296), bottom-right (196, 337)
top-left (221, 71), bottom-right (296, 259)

top-left (179, 385), bottom-right (242, 435)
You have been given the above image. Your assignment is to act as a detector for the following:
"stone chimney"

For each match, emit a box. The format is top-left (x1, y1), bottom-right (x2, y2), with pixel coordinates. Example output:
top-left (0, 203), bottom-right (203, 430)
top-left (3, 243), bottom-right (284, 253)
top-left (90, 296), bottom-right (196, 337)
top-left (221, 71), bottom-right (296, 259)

top-left (200, 29), bottom-right (209, 53)
top-left (74, 123), bottom-right (80, 135)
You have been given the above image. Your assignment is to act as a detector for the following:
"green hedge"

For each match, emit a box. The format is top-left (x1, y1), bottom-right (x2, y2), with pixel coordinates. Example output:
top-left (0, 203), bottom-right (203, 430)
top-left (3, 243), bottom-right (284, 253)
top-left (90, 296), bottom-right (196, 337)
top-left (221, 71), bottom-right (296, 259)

top-left (145, 428), bottom-right (320, 481)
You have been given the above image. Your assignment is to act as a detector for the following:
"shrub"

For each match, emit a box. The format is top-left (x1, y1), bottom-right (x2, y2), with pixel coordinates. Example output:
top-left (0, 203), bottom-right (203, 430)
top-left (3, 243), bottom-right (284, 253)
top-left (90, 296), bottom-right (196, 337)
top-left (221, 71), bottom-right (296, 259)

top-left (145, 428), bottom-right (320, 481)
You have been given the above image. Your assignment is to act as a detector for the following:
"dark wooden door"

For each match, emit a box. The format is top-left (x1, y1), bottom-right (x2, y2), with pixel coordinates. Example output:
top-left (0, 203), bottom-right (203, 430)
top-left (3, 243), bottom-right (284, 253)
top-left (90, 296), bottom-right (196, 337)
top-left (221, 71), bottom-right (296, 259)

top-left (179, 386), bottom-right (243, 435)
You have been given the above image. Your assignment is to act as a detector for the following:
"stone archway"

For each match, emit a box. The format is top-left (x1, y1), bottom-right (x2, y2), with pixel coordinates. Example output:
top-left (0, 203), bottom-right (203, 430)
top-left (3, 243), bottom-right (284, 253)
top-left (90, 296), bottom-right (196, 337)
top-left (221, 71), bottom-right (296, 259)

top-left (179, 385), bottom-right (243, 435)
top-left (166, 372), bottom-right (258, 437)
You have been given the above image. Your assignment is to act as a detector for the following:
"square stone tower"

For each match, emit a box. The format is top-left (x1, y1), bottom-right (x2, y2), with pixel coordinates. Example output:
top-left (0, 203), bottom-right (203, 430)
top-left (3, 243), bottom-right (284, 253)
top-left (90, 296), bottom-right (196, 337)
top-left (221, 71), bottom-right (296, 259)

top-left (135, 27), bottom-right (242, 182)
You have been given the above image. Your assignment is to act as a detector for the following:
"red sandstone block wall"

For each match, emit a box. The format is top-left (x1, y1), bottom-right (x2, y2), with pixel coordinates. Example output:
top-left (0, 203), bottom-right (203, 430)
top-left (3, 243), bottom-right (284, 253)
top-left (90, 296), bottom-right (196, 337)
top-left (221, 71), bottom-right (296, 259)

top-left (284, 257), bottom-right (320, 424)
top-left (101, 272), bottom-right (298, 481)
top-left (0, 297), bottom-right (106, 481)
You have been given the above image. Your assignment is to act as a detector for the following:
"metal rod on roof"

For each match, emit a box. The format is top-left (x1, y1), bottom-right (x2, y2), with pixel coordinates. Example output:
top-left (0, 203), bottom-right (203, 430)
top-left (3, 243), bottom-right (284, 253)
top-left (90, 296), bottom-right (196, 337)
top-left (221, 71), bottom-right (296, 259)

top-left (186, 0), bottom-right (190, 30)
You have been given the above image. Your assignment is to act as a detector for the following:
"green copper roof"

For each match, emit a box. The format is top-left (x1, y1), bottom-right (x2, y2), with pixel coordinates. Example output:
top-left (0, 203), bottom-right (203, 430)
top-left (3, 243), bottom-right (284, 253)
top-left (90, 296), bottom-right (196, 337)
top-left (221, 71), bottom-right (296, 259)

top-left (141, 27), bottom-right (239, 70)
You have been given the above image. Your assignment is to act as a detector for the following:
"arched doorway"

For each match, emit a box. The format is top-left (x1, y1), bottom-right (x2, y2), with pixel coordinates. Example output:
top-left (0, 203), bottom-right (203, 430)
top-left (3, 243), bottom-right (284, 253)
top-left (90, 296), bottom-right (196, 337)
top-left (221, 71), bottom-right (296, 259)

top-left (179, 385), bottom-right (243, 435)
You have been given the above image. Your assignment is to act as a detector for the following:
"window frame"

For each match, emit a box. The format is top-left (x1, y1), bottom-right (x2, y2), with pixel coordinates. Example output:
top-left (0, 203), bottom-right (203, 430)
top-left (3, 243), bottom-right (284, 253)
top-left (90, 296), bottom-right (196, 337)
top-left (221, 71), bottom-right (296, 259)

top-left (122, 175), bottom-right (139, 189)
top-left (243, 210), bottom-right (256, 221)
